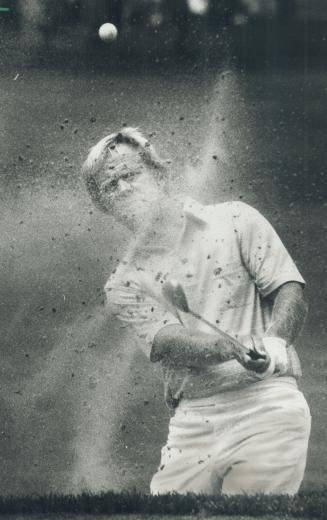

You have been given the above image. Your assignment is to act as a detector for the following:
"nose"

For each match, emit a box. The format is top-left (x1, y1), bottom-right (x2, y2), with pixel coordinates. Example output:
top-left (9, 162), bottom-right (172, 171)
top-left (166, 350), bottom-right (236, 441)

top-left (117, 179), bottom-right (133, 194)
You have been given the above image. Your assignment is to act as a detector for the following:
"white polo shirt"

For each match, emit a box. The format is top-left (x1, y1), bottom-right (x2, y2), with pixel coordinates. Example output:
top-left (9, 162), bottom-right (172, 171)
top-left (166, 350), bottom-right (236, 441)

top-left (105, 199), bottom-right (305, 403)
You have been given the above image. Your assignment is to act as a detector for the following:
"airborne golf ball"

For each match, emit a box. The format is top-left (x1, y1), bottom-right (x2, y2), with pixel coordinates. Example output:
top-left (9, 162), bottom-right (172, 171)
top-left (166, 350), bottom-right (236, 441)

top-left (98, 23), bottom-right (118, 43)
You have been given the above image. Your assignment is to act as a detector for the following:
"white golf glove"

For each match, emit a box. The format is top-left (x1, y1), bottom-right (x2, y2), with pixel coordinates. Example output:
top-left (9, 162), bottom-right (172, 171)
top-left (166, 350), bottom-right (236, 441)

top-left (256, 336), bottom-right (288, 379)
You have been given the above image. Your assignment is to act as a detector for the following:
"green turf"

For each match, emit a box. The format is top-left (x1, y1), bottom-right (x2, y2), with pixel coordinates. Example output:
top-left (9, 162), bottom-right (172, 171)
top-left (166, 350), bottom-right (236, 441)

top-left (0, 516), bottom-right (319, 520)
top-left (0, 491), bottom-right (326, 519)
top-left (0, 515), bottom-right (321, 520)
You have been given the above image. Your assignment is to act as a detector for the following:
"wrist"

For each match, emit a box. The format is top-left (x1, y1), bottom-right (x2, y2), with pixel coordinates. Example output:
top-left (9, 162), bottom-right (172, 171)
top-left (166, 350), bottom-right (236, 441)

top-left (264, 332), bottom-right (290, 347)
top-left (262, 336), bottom-right (287, 348)
top-left (261, 336), bottom-right (288, 375)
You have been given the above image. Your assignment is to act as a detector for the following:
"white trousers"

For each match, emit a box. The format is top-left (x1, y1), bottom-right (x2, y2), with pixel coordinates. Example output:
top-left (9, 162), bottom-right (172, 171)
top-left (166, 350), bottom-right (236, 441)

top-left (150, 377), bottom-right (311, 496)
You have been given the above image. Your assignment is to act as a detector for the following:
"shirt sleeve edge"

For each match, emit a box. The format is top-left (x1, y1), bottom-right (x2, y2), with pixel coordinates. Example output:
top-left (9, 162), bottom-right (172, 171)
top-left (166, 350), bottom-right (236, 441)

top-left (260, 274), bottom-right (306, 298)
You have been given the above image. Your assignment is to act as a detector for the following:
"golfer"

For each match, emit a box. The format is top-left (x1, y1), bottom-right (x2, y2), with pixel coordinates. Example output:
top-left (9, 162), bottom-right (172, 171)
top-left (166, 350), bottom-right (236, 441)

top-left (82, 127), bottom-right (311, 496)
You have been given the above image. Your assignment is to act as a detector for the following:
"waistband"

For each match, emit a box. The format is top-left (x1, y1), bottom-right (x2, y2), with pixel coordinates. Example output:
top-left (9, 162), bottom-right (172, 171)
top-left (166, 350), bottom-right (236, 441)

top-left (179, 376), bottom-right (298, 409)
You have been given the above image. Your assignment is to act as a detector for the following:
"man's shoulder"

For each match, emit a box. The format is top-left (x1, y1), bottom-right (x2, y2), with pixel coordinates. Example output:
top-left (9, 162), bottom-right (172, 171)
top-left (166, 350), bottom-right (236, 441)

top-left (208, 200), bottom-right (258, 219)
top-left (226, 200), bottom-right (255, 213)
top-left (183, 197), bottom-right (259, 220)
top-left (225, 201), bottom-right (265, 221)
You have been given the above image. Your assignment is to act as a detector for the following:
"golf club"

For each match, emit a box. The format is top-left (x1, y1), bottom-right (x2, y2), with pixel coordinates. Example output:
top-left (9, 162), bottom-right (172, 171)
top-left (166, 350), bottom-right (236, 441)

top-left (162, 279), bottom-right (265, 361)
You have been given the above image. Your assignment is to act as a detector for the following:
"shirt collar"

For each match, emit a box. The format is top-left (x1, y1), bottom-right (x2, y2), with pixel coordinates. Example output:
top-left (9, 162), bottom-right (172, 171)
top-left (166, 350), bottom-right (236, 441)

top-left (183, 196), bottom-right (208, 224)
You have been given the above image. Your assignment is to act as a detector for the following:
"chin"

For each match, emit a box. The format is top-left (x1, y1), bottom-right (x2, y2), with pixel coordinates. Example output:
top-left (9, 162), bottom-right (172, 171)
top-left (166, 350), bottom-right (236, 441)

top-left (114, 205), bottom-right (153, 232)
top-left (114, 213), bottom-right (144, 233)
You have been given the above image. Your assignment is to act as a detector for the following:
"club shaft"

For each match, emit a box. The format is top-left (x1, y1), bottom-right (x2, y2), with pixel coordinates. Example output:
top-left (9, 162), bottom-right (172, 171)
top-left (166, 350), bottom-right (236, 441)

top-left (189, 309), bottom-right (251, 354)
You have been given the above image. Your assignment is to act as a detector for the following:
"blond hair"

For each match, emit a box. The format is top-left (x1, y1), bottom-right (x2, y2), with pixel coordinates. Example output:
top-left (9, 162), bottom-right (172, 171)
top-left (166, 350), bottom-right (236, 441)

top-left (82, 127), bottom-right (168, 212)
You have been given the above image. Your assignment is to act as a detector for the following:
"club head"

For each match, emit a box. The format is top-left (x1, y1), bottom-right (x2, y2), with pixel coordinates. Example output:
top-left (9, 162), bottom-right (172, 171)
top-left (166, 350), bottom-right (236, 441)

top-left (162, 280), bottom-right (190, 313)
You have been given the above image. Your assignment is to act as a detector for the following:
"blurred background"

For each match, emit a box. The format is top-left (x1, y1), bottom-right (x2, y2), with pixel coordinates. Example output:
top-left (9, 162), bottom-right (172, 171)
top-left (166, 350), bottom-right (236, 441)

top-left (0, 0), bottom-right (326, 498)
top-left (1, 0), bottom-right (327, 68)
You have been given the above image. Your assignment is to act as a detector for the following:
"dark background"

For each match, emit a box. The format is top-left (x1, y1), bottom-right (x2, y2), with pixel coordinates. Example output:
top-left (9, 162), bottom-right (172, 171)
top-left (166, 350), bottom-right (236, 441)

top-left (0, 0), bottom-right (326, 496)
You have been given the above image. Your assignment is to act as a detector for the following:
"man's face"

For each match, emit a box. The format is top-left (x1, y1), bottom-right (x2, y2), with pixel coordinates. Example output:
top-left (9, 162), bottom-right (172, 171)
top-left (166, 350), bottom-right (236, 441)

top-left (99, 146), bottom-right (162, 232)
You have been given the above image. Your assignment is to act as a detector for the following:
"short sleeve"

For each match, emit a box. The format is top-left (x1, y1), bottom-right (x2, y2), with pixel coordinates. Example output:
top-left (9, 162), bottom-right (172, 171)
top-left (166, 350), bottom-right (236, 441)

top-left (233, 202), bottom-right (305, 297)
top-left (104, 267), bottom-right (180, 359)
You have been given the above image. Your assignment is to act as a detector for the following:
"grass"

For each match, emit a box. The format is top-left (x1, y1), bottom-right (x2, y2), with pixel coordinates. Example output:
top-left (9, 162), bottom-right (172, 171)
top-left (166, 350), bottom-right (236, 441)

top-left (0, 490), bottom-right (326, 518)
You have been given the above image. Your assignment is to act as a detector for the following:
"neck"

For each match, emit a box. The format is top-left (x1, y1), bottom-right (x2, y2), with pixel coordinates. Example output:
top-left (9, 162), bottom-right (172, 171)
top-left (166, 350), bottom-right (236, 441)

top-left (131, 195), bottom-right (185, 260)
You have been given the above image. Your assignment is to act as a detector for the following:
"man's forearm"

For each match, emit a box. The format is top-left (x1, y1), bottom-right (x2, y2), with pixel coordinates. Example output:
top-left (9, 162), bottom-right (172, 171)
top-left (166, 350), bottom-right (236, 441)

top-left (265, 282), bottom-right (308, 345)
top-left (150, 324), bottom-right (249, 367)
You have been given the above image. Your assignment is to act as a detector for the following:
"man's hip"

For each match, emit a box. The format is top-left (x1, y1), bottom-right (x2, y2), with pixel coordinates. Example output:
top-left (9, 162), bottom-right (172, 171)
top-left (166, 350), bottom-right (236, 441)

top-left (151, 376), bottom-right (311, 495)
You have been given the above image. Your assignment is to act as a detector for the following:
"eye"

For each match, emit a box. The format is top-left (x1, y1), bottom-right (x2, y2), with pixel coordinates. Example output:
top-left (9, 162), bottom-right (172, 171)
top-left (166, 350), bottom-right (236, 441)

top-left (104, 179), bottom-right (118, 192)
top-left (121, 171), bottom-right (138, 181)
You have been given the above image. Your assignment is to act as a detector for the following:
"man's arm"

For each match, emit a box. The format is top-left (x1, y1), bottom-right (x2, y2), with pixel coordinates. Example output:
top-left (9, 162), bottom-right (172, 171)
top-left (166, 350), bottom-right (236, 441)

top-left (264, 281), bottom-right (308, 345)
top-left (151, 324), bottom-right (269, 372)
top-left (150, 281), bottom-right (307, 372)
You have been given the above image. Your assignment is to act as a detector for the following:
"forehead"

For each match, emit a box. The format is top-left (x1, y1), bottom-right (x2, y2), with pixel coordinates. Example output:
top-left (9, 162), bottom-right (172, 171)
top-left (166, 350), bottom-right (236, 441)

top-left (113, 142), bottom-right (135, 155)
top-left (101, 148), bottom-right (148, 182)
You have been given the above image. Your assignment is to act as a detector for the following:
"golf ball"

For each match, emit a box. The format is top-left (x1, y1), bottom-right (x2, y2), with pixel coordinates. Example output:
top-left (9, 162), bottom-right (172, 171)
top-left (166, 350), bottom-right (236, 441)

top-left (98, 23), bottom-right (118, 43)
